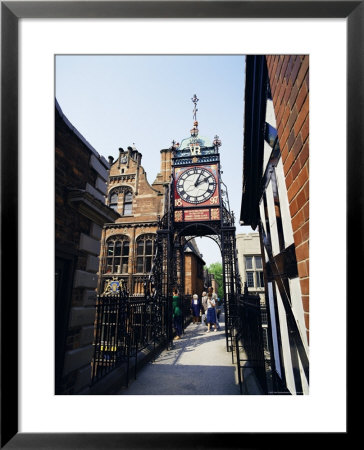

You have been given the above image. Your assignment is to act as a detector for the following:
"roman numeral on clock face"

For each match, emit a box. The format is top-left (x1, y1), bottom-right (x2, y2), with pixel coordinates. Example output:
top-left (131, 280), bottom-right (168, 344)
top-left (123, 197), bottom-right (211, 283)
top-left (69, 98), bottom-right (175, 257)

top-left (176, 166), bottom-right (217, 204)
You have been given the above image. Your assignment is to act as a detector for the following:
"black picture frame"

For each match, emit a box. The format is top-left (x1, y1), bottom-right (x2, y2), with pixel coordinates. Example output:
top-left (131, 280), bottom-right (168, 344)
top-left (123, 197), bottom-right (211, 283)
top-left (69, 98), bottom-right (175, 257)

top-left (1, 1), bottom-right (357, 448)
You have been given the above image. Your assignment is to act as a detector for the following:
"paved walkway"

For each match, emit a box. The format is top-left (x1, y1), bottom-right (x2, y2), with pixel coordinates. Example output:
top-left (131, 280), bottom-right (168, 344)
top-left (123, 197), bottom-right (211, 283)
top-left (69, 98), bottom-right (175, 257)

top-left (119, 314), bottom-right (241, 395)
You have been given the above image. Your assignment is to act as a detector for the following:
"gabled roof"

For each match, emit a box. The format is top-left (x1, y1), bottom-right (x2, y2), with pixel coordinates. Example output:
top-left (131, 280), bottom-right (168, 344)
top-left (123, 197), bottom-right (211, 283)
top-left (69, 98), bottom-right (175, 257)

top-left (184, 238), bottom-right (205, 264)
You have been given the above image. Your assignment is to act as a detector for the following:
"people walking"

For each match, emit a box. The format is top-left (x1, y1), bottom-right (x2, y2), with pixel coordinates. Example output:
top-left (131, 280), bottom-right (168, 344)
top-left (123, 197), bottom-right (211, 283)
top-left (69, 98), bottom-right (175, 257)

top-left (206, 289), bottom-right (218, 333)
top-left (172, 288), bottom-right (182, 340)
top-left (208, 286), bottom-right (221, 330)
top-left (201, 291), bottom-right (208, 327)
top-left (191, 294), bottom-right (201, 324)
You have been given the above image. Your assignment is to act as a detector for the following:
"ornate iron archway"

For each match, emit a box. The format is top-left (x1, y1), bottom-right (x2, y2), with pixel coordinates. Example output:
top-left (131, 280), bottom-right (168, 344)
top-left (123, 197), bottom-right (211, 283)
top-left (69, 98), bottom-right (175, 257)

top-left (90, 96), bottom-right (268, 393)
top-left (149, 95), bottom-right (242, 351)
top-left (150, 186), bottom-right (241, 351)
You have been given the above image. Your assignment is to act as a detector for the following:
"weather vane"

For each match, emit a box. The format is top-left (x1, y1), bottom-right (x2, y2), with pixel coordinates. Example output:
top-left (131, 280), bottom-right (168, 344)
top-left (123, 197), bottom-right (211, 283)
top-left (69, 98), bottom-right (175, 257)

top-left (190, 94), bottom-right (200, 138)
top-left (191, 94), bottom-right (199, 122)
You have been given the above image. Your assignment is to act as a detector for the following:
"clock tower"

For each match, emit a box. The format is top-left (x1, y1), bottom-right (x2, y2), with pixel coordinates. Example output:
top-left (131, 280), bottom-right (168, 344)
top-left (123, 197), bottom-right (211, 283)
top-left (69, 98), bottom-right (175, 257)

top-left (172, 94), bottom-right (223, 226)
top-left (153, 95), bottom-right (240, 352)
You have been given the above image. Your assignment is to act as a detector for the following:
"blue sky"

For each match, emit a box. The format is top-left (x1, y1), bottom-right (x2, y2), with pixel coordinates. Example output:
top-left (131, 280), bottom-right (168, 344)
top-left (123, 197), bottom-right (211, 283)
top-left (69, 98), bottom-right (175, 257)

top-left (55, 55), bottom-right (253, 265)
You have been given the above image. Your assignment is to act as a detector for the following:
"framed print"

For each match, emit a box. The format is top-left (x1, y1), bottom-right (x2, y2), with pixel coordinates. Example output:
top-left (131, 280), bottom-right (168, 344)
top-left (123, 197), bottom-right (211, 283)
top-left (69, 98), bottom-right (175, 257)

top-left (1, 0), bottom-right (359, 448)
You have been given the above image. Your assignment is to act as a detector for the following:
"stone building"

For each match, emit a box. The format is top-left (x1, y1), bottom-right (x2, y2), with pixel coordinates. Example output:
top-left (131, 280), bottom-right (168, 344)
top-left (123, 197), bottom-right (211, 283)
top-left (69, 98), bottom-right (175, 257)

top-left (98, 145), bottom-right (167, 295)
top-left (240, 55), bottom-right (309, 395)
top-left (55, 100), bottom-right (118, 394)
top-left (55, 101), bottom-right (205, 394)
top-left (98, 144), bottom-right (205, 297)
top-left (236, 233), bottom-right (265, 301)
top-left (236, 232), bottom-right (268, 351)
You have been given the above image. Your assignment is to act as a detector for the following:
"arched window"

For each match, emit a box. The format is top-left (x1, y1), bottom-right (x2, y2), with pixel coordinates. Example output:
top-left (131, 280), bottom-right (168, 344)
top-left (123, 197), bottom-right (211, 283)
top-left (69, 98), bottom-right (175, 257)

top-left (135, 234), bottom-right (156, 273)
top-left (123, 191), bottom-right (133, 215)
top-left (105, 235), bottom-right (130, 274)
top-left (109, 192), bottom-right (118, 211)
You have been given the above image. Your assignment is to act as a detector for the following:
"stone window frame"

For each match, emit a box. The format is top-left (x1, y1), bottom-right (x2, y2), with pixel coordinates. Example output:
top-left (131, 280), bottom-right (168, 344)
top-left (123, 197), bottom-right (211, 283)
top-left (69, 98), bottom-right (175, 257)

top-left (245, 255), bottom-right (264, 289)
top-left (109, 192), bottom-right (118, 211)
top-left (123, 191), bottom-right (133, 216)
top-left (104, 234), bottom-right (130, 275)
top-left (108, 186), bottom-right (133, 215)
top-left (135, 233), bottom-right (156, 274)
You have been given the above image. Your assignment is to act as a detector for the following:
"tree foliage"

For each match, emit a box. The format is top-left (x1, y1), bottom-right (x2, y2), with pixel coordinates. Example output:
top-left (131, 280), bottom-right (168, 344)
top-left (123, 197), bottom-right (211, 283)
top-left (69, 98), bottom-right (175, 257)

top-left (207, 262), bottom-right (223, 299)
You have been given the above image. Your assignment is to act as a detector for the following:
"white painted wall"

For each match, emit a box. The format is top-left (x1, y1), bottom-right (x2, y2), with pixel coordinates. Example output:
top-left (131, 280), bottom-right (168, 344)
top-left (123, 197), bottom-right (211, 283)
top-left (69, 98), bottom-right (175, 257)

top-left (258, 160), bottom-right (309, 394)
top-left (258, 203), bottom-right (269, 263)
top-left (275, 159), bottom-right (294, 248)
top-left (276, 287), bottom-right (296, 394)
top-left (265, 99), bottom-right (277, 128)
top-left (259, 200), bottom-right (266, 232)
top-left (289, 277), bottom-right (309, 351)
top-left (263, 140), bottom-right (273, 173)
top-left (263, 99), bottom-right (277, 170)
top-left (267, 282), bottom-right (282, 378)
top-left (299, 358), bottom-right (310, 395)
top-left (266, 181), bottom-right (280, 256)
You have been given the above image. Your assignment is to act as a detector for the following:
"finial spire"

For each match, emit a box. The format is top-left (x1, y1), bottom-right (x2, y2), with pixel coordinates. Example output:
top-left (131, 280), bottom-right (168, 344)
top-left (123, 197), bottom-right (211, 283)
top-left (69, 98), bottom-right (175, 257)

top-left (213, 135), bottom-right (222, 149)
top-left (190, 94), bottom-right (199, 138)
top-left (191, 94), bottom-right (199, 122)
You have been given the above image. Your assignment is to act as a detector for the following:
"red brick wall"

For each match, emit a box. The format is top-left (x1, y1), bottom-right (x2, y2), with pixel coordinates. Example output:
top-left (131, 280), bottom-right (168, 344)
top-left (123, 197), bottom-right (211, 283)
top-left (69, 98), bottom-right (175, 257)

top-left (55, 109), bottom-right (98, 393)
top-left (185, 253), bottom-right (205, 296)
top-left (266, 55), bottom-right (309, 343)
top-left (55, 109), bottom-right (94, 250)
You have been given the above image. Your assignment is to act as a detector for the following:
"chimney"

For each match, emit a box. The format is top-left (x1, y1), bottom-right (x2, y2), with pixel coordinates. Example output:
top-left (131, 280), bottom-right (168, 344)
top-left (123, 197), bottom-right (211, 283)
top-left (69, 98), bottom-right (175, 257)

top-left (159, 148), bottom-right (173, 183)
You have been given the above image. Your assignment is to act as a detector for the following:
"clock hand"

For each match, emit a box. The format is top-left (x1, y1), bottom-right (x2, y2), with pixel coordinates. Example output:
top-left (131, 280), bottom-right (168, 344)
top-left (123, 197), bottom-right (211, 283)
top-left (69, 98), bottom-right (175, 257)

top-left (196, 175), bottom-right (211, 186)
top-left (194, 172), bottom-right (203, 187)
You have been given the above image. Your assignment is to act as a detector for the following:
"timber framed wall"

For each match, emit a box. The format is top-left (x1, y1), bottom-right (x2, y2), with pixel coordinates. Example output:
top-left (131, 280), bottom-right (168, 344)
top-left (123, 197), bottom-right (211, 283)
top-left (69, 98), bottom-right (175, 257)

top-left (266, 56), bottom-right (309, 343)
top-left (241, 55), bottom-right (309, 394)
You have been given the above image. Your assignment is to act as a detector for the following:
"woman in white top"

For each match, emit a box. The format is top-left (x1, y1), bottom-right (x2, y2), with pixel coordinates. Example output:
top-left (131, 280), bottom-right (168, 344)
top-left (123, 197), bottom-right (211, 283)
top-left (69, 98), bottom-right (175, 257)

top-left (191, 294), bottom-right (201, 324)
top-left (200, 292), bottom-right (208, 326)
top-left (206, 293), bottom-right (218, 332)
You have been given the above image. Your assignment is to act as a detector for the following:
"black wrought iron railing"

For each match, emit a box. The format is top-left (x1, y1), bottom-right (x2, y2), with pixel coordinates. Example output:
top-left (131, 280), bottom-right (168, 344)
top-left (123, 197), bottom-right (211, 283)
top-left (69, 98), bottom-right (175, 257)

top-left (91, 290), bottom-right (169, 387)
top-left (99, 273), bottom-right (159, 297)
top-left (181, 294), bottom-right (193, 330)
top-left (234, 291), bottom-right (268, 394)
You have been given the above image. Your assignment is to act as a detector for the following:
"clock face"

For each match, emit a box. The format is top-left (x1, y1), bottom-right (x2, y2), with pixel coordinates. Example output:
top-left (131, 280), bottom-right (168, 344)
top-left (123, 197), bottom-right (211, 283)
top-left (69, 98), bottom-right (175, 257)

top-left (176, 167), bottom-right (217, 204)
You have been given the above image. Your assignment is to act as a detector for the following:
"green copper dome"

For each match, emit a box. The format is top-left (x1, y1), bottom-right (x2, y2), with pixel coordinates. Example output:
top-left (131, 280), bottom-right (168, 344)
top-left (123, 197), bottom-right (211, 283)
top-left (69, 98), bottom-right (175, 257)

top-left (178, 135), bottom-right (213, 150)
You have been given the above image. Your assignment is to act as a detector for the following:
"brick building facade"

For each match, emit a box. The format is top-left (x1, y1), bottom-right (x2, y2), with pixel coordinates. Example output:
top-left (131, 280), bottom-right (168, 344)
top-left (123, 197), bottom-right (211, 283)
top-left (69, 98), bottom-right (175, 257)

top-left (98, 145), bottom-right (167, 295)
top-left (55, 101), bottom-right (118, 394)
top-left (55, 101), bottom-right (205, 394)
top-left (98, 144), bottom-right (205, 297)
top-left (266, 55), bottom-right (309, 340)
top-left (184, 240), bottom-right (205, 296)
top-left (240, 55), bottom-right (309, 394)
